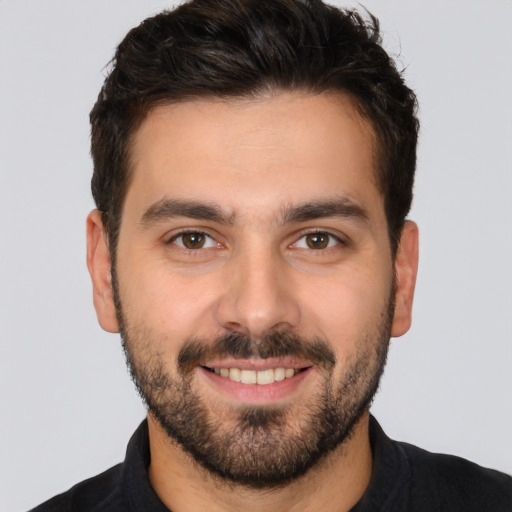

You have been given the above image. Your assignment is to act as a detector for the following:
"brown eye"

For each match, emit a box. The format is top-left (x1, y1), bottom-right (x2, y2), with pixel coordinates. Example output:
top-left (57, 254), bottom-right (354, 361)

top-left (182, 232), bottom-right (205, 249)
top-left (305, 232), bottom-right (330, 249)
top-left (292, 232), bottom-right (342, 251)
top-left (171, 231), bottom-right (217, 250)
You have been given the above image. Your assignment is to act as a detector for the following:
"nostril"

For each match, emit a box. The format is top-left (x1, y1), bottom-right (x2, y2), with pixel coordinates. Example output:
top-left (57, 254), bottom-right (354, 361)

top-left (222, 321), bottom-right (250, 336)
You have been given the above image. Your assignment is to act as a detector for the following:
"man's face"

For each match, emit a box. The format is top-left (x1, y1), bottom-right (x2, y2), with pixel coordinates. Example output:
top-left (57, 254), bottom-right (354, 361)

top-left (89, 92), bottom-right (417, 487)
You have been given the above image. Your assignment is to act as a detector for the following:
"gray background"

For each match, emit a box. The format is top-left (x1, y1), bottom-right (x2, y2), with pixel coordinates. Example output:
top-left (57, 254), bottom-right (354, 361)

top-left (1, 1), bottom-right (511, 510)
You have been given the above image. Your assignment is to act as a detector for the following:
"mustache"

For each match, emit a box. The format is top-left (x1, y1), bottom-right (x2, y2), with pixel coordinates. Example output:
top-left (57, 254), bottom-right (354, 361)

top-left (178, 331), bottom-right (336, 375)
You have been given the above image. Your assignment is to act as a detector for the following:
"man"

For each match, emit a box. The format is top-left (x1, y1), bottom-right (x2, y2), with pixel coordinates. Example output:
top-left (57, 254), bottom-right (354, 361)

top-left (30, 0), bottom-right (511, 510)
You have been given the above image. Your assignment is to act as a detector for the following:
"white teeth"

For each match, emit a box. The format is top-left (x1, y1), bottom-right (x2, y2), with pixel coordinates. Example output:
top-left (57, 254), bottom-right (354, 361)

top-left (229, 368), bottom-right (241, 382)
top-left (274, 367), bottom-right (286, 381)
top-left (212, 367), bottom-right (299, 384)
top-left (257, 369), bottom-right (275, 385)
top-left (240, 370), bottom-right (257, 384)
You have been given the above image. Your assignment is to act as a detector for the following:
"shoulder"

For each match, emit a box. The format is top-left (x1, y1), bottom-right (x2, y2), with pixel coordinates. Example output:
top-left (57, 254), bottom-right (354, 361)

top-left (28, 463), bottom-right (126, 512)
top-left (28, 420), bottom-right (152, 512)
top-left (399, 441), bottom-right (512, 511)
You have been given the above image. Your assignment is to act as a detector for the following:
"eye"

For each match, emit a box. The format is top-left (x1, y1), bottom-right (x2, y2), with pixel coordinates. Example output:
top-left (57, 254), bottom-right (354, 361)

top-left (169, 231), bottom-right (218, 250)
top-left (294, 232), bottom-right (341, 250)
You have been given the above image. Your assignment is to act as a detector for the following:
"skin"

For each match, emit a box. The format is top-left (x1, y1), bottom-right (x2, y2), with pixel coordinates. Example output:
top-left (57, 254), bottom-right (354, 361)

top-left (87, 91), bottom-right (419, 512)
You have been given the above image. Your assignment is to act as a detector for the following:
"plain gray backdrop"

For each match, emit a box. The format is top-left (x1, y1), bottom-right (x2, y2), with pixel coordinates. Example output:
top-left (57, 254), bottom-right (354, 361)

top-left (1, 1), bottom-right (511, 511)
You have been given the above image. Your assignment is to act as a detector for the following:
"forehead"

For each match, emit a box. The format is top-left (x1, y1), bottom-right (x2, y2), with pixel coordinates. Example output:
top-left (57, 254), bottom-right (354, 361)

top-left (125, 91), bottom-right (382, 224)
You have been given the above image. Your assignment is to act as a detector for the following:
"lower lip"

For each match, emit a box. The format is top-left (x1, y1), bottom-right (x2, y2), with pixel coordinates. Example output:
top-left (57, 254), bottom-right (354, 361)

top-left (198, 367), bottom-right (313, 404)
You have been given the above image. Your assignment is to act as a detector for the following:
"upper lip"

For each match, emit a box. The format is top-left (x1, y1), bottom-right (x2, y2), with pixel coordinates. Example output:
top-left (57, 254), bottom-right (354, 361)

top-left (201, 357), bottom-right (313, 371)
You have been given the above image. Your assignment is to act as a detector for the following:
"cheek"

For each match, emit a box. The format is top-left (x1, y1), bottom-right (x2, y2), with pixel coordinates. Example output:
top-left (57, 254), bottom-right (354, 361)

top-left (117, 259), bottom-right (222, 340)
top-left (298, 267), bottom-right (392, 357)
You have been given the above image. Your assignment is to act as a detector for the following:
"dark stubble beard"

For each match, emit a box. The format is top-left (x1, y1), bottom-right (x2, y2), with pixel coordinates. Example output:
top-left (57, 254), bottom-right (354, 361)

top-left (115, 281), bottom-right (393, 489)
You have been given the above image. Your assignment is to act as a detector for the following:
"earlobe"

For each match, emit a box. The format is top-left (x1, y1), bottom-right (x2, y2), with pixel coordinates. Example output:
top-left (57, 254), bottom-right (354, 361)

top-left (391, 221), bottom-right (419, 338)
top-left (86, 210), bottom-right (120, 333)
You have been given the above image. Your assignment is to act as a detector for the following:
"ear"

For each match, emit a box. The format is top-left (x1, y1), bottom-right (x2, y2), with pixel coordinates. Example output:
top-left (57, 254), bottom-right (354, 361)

top-left (86, 210), bottom-right (119, 333)
top-left (391, 221), bottom-right (419, 337)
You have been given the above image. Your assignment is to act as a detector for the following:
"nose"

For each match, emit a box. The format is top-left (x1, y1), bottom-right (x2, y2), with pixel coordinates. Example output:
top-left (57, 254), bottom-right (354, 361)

top-left (215, 246), bottom-right (301, 339)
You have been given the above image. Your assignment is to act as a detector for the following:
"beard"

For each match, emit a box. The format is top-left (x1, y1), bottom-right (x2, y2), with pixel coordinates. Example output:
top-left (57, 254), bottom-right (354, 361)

top-left (115, 285), bottom-right (393, 489)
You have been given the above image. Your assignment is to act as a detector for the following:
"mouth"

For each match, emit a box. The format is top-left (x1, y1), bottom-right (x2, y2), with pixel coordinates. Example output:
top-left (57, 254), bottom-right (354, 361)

top-left (201, 365), bottom-right (308, 385)
top-left (198, 359), bottom-right (314, 404)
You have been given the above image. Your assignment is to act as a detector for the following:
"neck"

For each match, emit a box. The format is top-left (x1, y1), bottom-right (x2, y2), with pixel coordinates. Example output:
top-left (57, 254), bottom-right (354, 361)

top-left (147, 412), bottom-right (373, 512)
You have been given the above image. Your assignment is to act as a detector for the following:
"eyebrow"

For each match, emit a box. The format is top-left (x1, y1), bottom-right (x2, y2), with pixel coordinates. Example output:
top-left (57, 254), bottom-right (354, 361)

top-left (279, 198), bottom-right (370, 225)
top-left (139, 196), bottom-right (369, 229)
top-left (140, 199), bottom-right (235, 228)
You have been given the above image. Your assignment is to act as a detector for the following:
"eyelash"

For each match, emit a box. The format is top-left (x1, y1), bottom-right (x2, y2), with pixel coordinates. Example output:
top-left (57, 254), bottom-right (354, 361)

top-left (167, 230), bottom-right (219, 251)
top-left (292, 231), bottom-right (346, 251)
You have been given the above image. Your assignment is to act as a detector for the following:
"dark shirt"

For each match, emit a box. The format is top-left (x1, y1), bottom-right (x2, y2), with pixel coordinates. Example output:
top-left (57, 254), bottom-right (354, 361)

top-left (30, 417), bottom-right (512, 511)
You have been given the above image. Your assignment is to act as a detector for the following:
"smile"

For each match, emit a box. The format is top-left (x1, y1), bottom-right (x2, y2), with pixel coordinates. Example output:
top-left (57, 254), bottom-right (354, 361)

top-left (203, 366), bottom-right (303, 385)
